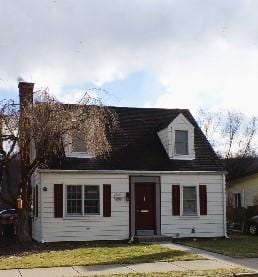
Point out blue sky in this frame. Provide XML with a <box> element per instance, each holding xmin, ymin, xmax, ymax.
<box><xmin>1</xmin><ymin>1</ymin><xmax>258</xmax><ymax>115</ymax></box>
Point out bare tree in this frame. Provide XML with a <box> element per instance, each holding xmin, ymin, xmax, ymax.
<box><xmin>0</xmin><ymin>84</ymin><xmax>118</xmax><ymax>242</ymax></box>
<box><xmin>197</xmin><ymin>109</ymin><xmax>257</xmax><ymax>158</ymax></box>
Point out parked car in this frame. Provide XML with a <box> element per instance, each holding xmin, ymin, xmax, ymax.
<box><xmin>246</xmin><ymin>215</ymin><xmax>258</xmax><ymax>235</ymax></box>
<box><xmin>0</xmin><ymin>209</ymin><xmax>18</xmax><ymax>238</ymax></box>
<box><xmin>0</xmin><ymin>209</ymin><xmax>17</xmax><ymax>221</ymax></box>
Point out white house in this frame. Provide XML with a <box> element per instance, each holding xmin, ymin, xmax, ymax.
<box><xmin>18</xmin><ymin>82</ymin><xmax>227</xmax><ymax>243</ymax></box>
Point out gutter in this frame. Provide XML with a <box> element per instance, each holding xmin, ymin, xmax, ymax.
<box><xmin>38</xmin><ymin>169</ymin><xmax>226</xmax><ymax>174</ymax></box>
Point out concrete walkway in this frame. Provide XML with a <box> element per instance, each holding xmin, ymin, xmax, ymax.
<box><xmin>163</xmin><ymin>242</ymin><xmax>258</xmax><ymax>272</ymax></box>
<box><xmin>0</xmin><ymin>242</ymin><xmax>257</xmax><ymax>277</ymax></box>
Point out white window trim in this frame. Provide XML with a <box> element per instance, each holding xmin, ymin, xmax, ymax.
<box><xmin>179</xmin><ymin>184</ymin><xmax>200</xmax><ymax>218</ymax></box>
<box><xmin>64</xmin><ymin>134</ymin><xmax>94</xmax><ymax>158</ymax></box>
<box><xmin>63</xmin><ymin>184</ymin><xmax>103</xmax><ymax>218</ymax></box>
<box><xmin>167</xmin><ymin>113</ymin><xmax>195</xmax><ymax>160</ymax></box>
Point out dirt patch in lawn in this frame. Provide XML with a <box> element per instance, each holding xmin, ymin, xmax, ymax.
<box><xmin>0</xmin><ymin>238</ymin><xmax>127</xmax><ymax>257</ymax></box>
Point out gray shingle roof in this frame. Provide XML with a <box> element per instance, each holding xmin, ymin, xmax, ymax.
<box><xmin>49</xmin><ymin>106</ymin><xmax>224</xmax><ymax>172</ymax></box>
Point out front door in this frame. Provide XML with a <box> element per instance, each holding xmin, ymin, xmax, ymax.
<box><xmin>135</xmin><ymin>183</ymin><xmax>156</xmax><ymax>231</ymax></box>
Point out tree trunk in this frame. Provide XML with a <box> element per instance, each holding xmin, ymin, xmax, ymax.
<box><xmin>16</xmin><ymin>178</ymin><xmax>32</xmax><ymax>243</ymax></box>
<box><xmin>16</xmin><ymin>206</ymin><xmax>32</xmax><ymax>243</ymax></box>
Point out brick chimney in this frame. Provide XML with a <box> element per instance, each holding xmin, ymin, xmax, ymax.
<box><xmin>18</xmin><ymin>81</ymin><xmax>34</xmax><ymax>170</ymax></box>
<box><xmin>19</xmin><ymin>82</ymin><xmax>34</xmax><ymax>110</ymax></box>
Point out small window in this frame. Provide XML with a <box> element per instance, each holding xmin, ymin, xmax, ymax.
<box><xmin>84</xmin><ymin>186</ymin><xmax>100</xmax><ymax>214</ymax></box>
<box><xmin>183</xmin><ymin>186</ymin><xmax>197</xmax><ymax>216</ymax></box>
<box><xmin>71</xmin><ymin>131</ymin><xmax>87</xmax><ymax>153</ymax></box>
<box><xmin>234</xmin><ymin>193</ymin><xmax>242</xmax><ymax>208</ymax></box>
<box><xmin>175</xmin><ymin>130</ymin><xmax>188</xmax><ymax>155</ymax></box>
<box><xmin>66</xmin><ymin>185</ymin><xmax>83</xmax><ymax>215</ymax></box>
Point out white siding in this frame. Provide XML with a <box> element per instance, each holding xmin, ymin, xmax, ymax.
<box><xmin>161</xmin><ymin>174</ymin><xmax>225</xmax><ymax>238</ymax></box>
<box><xmin>39</xmin><ymin>173</ymin><xmax>129</xmax><ymax>242</ymax></box>
<box><xmin>33</xmin><ymin>171</ymin><xmax>225</xmax><ymax>242</ymax></box>
<box><xmin>158</xmin><ymin>128</ymin><xmax>169</xmax><ymax>155</ymax></box>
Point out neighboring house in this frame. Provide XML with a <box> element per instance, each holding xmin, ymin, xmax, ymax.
<box><xmin>18</xmin><ymin>82</ymin><xmax>226</xmax><ymax>243</ymax></box>
<box><xmin>0</xmin><ymin>159</ymin><xmax>20</xmax><ymax>210</ymax></box>
<box><xmin>225</xmin><ymin>158</ymin><xmax>258</xmax><ymax>209</ymax></box>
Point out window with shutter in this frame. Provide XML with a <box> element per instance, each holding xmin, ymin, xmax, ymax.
<box><xmin>64</xmin><ymin>185</ymin><xmax>100</xmax><ymax>216</ymax></box>
<box><xmin>183</xmin><ymin>186</ymin><xmax>197</xmax><ymax>216</ymax></box>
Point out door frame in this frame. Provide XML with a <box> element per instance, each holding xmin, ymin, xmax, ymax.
<box><xmin>129</xmin><ymin>176</ymin><xmax>161</xmax><ymax>237</ymax></box>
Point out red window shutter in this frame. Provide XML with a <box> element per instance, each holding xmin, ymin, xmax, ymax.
<box><xmin>172</xmin><ymin>185</ymin><xmax>180</xmax><ymax>216</ymax></box>
<box><xmin>54</xmin><ymin>184</ymin><xmax>63</xmax><ymax>218</ymax></box>
<box><xmin>103</xmin><ymin>184</ymin><xmax>111</xmax><ymax>217</ymax></box>
<box><xmin>36</xmin><ymin>185</ymin><xmax>39</xmax><ymax>218</ymax></box>
<box><xmin>199</xmin><ymin>185</ymin><xmax>207</xmax><ymax>215</ymax></box>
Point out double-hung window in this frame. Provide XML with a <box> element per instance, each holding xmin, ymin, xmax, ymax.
<box><xmin>71</xmin><ymin>131</ymin><xmax>88</xmax><ymax>153</ymax></box>
<box><xmin>175</xmin><ymin>130</ymin><xmax>188</xmax><ymax>155</ymax></box>
<box><xmin>183</xmin><ymin>186</ymin><xmax>197</xmax><ymax>216</ymax></box>
<box><xmin>66</xmin><ymin>185</ymin><xmax>100</xmax><ymax>216</ymax></box>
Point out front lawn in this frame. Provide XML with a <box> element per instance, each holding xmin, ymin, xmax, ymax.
<box><xmin>176</xmin><ymin>234</ymin><xmax>258</xmax><ymax>258</ymax></box>
<box><xmin>0</xmin><ymin>241</ymin><xmax>201</xmax><ymax>269</ymax></box>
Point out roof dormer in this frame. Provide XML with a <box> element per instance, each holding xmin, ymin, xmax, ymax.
<box><xmin>158</xmin><ymin>113</ymin><xmax>195</xmax><ymax>160</ymax></box>
<box><xmin>65</xmin><ymin>131</ymin><xmax>94</xmax><ymax>158</ymax></box>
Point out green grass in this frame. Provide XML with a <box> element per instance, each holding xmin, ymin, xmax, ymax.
<box><xmin>0</xmin><ymin>243</ymin><xmax>201</xmax><ymax>270</ymax></box>
<box><xmin>81</xmin><ymin>268</ymin><xmax>251</xmax><ymax>277</ymax></box>
<box><xmin>176</xmin><ymin>234</ymin><xmax>258</xmax><ymax>258</ymax></box>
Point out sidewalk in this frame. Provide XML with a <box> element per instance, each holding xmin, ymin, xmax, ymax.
<box><xmin>0</xmin><ymin>242</ymin><xmax>257</xmax><ymax>277</ymax></box>
<box><xmin>0</xmin><ymin>260</ymin><xmax>243</xmax><ymax>277</ymax></box>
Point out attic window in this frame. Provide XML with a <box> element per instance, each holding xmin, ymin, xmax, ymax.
<box><xmin>72</xmin><ymin>131</ymin><xmax>87</xmax><ymax>153</ymax></box>
<box><xmin>175</xmin><ymin>130</ymin><xmax>188</xmax><ymax>155</ymax></box>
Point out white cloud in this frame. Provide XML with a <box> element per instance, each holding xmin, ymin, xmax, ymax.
<box><xmin>1</xmin><ymin>0</ymin><xmax>258</xmax><ymax>115</ymax></box>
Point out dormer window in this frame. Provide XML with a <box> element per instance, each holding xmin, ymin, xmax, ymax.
<box><xmin>157</xmin><ymin>113</ymin><xmax>195</xmax><ymax>160</ymax></box>
<box><xmin>65</xmin><ymin>131</ymin><xmax>93</xmax><ymax>158</ymax></box>
<box><xmin>175</xmin><ymin>130</ymin><xmax>188</xmax><ymax>155</ymax></box>
<box><xmin>72</xmin><ymin>131</ymin><xmax>87</xmax><ymax>153</ymax></box>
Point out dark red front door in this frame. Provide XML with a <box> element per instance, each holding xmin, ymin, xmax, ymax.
<box><xmin>135</xmin><ymin>183</ymin><xmax>156</xmax><ymax>230</ymax></box>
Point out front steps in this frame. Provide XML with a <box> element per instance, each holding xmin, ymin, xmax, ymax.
<box><xmin>134</xmin><ymin>235</ymin><xmax>173</xmax><ymax>243</ymax></box>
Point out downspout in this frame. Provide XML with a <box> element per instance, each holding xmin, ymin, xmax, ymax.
<box><xmin>222</xmin><ymin>173</ymin><xmax>229</xmax><ymax>238</ymax></box>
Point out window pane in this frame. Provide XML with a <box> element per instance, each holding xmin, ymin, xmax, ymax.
<box><xmin>175</xmin><ymin>130</ymin><xmax>188</xmax><ymax>155</ymax></box>
<box><xmin>72</xmin><ymin>131</ymin><xmax>87</xmax><ymax>152</ymax></box>
<box><xmin>66</xmin><ymin>185</ymin><xmax>82</xmax><ymax>215</ymax></box>
<box><xmin>183</xmin><ymin>187</ymin><xmax>197</xmax><ymax>216</ymax></box>
<box><xmin>84</xmin><ymin>186</ymin><xmax>100</xmax><ymax>214</ymax></box>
